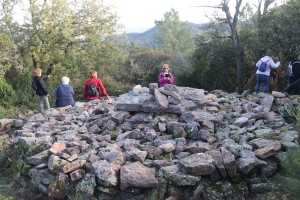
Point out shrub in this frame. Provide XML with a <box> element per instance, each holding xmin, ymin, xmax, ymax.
<box><xmin>101</xmin><ymin>75</ymin><xmax>132</xmax><ymax>96</ymax></box>
<box><xmin>276</xmin><ymin>148</ymin><xmax>300</xmax><ymax>200</ymax></box>
<box><xmin>0</xmin><ymin>76</ymin><xmax>15</xmax><ymax>107</ymax></box>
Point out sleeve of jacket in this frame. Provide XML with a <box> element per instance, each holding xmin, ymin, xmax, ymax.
<box><xmin>270</xmin><ymin>60</ymin><xmax>280</xmax><ymax>69</ymax></box>
<box><xmin>158</xmin><ymin>72</ymin><xmax>164</xmax><ymax>83</ymax></box>
<box><xmin>39</xmin><ymin>78</ymin><xmax>48</xmax><ymax>95</ymax></box>
<box><xmin>97</xmin><ymin>79</ymin><xmax>108</xmax><ymax>97</ymax></box>
<box><xmin>256</xmin><ymin>60</ymin><xmax>260</xmax><ymax>68</ymax></box>
<box><xmin>169</xmin><ymin>72</ymin><xmax>174</xmax><ymax>84</ymax></box>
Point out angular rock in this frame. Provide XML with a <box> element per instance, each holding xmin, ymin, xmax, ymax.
<box><xmin>160</xmin><ymin>165</ymin><xmax>200</xmax><ymax>186</ymax></box>
<box><xmin>221</xmin><ymin>147</ymin><xmax>237</xmax><ymax>178</ymax></box>
<box><xmin>76</xmin><ymin>173</ymin><xmax>96</xmax><ymax>197</ymax></box>
<box><xmin>206</xmin><ymin>150</ymin><xmax>227</xmax><ymax>179</ymax></box>
<box><xmin>89</xmin><ymin>160</ymin><xmax>118</xmax><ymax>187</ymax></box>
<box><xmin>179</xmin><ymin>153</ymin><xmax>215</xmax><ymax>176</ymax></box>
<box><xmin>70</xmin><ymin>169</ymin><xmax>85</xmax><ymax>181</ymax></box>
<box><xmin>154</xmin><ymin>88</ymin><xmax>169</xmax><ymax>109</ymax></box>
<box><xmin>120</xmin><ymin>161</ymin><xmax>158</xmax><ymax>190</ymax></box>
<box><xmin>254</xmin><ymin>141</ymin><xmax>282</xmax><ymax>159</ymax></box>
<box><xmin>50</xmin><ymin>142</ymin><xmax>67</xmax><ymax>154</ymax></box>
<box><xmin>62</xmin><ymin>160</ymin><xmax>86</xmax><ymax>174</ymax></box>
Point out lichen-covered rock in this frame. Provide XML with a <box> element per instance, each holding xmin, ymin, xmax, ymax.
<box><xmin>179</xmin><ymin>153</ymin><xmax>215</xmax><ymax>175</ymax></box>
<box><xmin>159</xmin><ymin>165</ymin><xmax>200</xmax><ymax>186</ymax></box>
<box><xmin>76</xmin><ymin>173</ymin><xmax>96</xmax><ymax>197</ymax></box>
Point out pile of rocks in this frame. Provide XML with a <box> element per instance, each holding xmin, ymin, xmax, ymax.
<box><xmin>4</xmin><ymin>84</ymin><xmax>299</xmax><ymax>199</ymax></box>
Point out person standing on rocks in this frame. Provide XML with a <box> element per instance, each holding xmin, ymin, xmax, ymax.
<box><xmin>84</xmin><ymin>70</ymin><xmax>110</xmax><ymax>101</ymax></box>
<box><xmin>158</xmin><ymin>64</ymin><xmax>174</xmax><ymax>88</ymax></box>
<box><xmin>286</xmin><ymin>55</ymin><xmax>300</xmax><ymax>95</ymax></box>
<box><xmin>32</xmin><ymin>67</ymin><xmax>51</xmax><ymax>112</ymax></box>
<box><xmin>55</xmin><ymin>76</ymin><xmax>75</xmax><ymax>107</ymax></box>
<box><xmin>255</xmin><ymin>49</ymin><xmax>281</xmax><ymax>94</ymax></box>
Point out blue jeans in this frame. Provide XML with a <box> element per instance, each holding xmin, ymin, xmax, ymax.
<box><xmin>255</xmin><ymin>74</ymin><xmax>270</xmax><ymax>94</ymax></box>
<box><xmin>38</xmin><ymin>95</ymin><xmax>50</xmax><ymax>112</ymax></box>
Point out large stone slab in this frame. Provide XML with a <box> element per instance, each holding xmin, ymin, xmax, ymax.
<box><xmin>178</xmin><ymin>153</ymin><xmax>215</xmax><ymax>175</ymax></box>
<box><xmin>120</xmin><ymin>161</ymin><xmax>158</xmax><ymax>190</ymax></box>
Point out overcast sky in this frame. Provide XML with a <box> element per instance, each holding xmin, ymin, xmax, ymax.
<box><xmin>102</xmin><ymin>0</ymin><xmax>247</xmax><ymax>33</ymax></box>
<box><xmin>103</xmin><ymin>0</ymin><xmax>230</xmax><ymax>33</ymax></box>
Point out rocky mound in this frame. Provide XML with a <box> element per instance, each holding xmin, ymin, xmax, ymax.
<box><xmin>1</xmin><ymin>84</ymin><xmax>299</xmax><ymax>200</ymax></box>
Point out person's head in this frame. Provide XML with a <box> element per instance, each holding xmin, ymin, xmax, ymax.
<box><xmin>90</xmin><ymin>70</ymin><xmax>97</xmax><ymax>78</ymax></box>
<box><xmin>266</xmin><ymin>49</ymin><xmax>273</xmax><ymax>57</ymax></box>
<box><xmin>61</xmin><ymin>76</ymin><xmax>70</xmax><ymax>85</ymax></box>
<box><xmin>34</xmin><ymin>68</ymin><xmax>42</xmax><ymax>76</ymax></box>
<box><xmin>163</xmin><ymin>64</ymin><xmax>170</xmax><ymax>72</ymax></box>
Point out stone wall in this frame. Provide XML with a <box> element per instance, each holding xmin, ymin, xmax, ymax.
<box><xmin>4</xmin><ymin>84</ymin><xmax>299</xmax><ymax>199</ymax></box>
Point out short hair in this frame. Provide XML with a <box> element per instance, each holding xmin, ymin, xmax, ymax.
<box><xmin>266</xmin><ymin>49</ymin><xmax>273</xmax><ymax>56</ymax></box>
<box><xmin>61</xmin><ymin>76</ymin><xmax>70</xmax><ymax>85</ymax></box>
<box><xmin>34</xmin><ymin>68</ymin><xmax>42</xmax><ymax>76</ymax></box>
<box><xmin>90</xmin><ymin>70</ymin><xmax>97</xmax><ymax>78</ymax></box>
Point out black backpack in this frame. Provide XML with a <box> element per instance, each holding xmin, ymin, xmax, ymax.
<box><xmin>87</xmin><ymin>81</ymin><xmax>99</xmax><ymax>96</ymax></box>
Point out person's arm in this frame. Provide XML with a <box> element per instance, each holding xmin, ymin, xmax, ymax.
<box><xmin>158</xmin><ymin>72</ymin><xmax>164</xmax><ymax>83</ymax></box>
<box><xmin>97</xmin><ymin>79</ymin><xmax>108</xmax><ymax>97</ymax></box>
<box><xmin>38</xmin><ymin>78</ymin><xmax>48</xmax><ymax>95</ymax></box>
<box><xmin>270</xmin><ymin>60</ymin><xmax>280</xmax><ymax>69</ymax></box>
<box><xmin>256</xmin><ymin>60</ymin><xmax>261</xmax><ymax>68</ymax></box>
<box><xmin>169</xmin><ymin>72</ymin><xmax>174</xmax><ymax>84</ymax></box>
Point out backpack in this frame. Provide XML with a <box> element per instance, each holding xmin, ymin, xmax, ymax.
<box><xmin>287</xmin><ymin>61</ymin><xmax>293</xmax><ymax>78</ymax></box>
<box><xmin>87</xmin><ymin>81</ymin><xmax>99</xmax><ymax>97</ymax></box>
<box><xmin>258</xmin><ymin>58</ymin><xmax>271</xmax><ymax>72</ymax></box>
<box><xmin>31</xmin><ymin>78</ymin><xmax>37</xmax><ymax>90</ymax></box>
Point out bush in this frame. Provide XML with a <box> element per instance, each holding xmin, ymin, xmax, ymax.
<box><xmin>276</xmin><ymin>148</ymin><xmax>300</xmax><ymax>200</ymax></box>
<box><xmin>0</xmin><ymin>76</ymin><xmax>15</xmax><ymax>107</ymax></box>
<box><xmin>101</xmin><ymin>75</ymin><xmax>132</xmax><ymax>96</ymax></box>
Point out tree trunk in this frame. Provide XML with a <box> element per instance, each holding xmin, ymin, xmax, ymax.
<box><xmin>222</xmin><ymin>0</ymin><xmax>244</xmax><ymax>93</ymax></box>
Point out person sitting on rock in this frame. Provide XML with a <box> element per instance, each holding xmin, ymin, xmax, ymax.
<box><xmin>84</xmin><ymin>70</ymin><xmax>110</xmax><ymax>101</ymax></box>
<box><xmin>158</xmin><ymin>64</ymin><xmax>174</xmax><ymax>88</ymax></box>
<box><xmin>55</xmin><ymin>76</ymin><xmax>75</xmax><ymax>108</ymax></box>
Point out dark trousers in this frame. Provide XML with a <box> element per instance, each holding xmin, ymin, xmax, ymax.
<box><xmin>286</xmin><ymin>77</ymin><xmax>300</xmax><ymax>95</ymax></box>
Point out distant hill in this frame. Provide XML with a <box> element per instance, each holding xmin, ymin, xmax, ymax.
<box><xmin>125</xmin><ymin>22</ymin><xmax>208</xmax><ymax>48</ymax></box>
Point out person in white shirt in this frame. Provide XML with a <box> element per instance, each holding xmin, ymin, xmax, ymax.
<box><xmin>255</xmin><ymin>49</ymin><xmax>281</xmax><ymax>94</ymax></box>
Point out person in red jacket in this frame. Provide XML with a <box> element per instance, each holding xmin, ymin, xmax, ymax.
<box><xmin>84</xmin><ymin>70</ymin><xmax>110</xmax><ymax>101</ymax></box>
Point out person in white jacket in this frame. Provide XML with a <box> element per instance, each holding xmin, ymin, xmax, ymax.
<box><xmin>255</xmin><ymin>49</ymin><xmax>281</xmax><ymax>94</ymax></box>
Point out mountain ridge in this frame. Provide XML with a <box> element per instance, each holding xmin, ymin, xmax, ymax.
<box><xmin>125</xmin><ymin>22</ymin><xmax>208</xmax><ymax>46</ymax></box>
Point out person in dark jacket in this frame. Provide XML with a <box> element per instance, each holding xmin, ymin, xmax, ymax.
<box><xmin>286</xmin><ymin>55</ymin><xmax>300</xmax><ymax>95</ymax></box>
<box><xmin>84</xmin><ymin>70</ymin><xmax>110</xmax><ymax>101</ymax></box>
<box><xmin>33</xmin><ymin>67</ymin><xmax>50</xmax><ymax>112</ymax></box>
<box><xmin>55</xmin><ymin>76</ymin><xmax>75</xmax><ymax>107</ymax></box>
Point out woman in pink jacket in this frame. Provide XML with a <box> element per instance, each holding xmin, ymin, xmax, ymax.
<box><xmin>158</xmin><ymin>64</ymin><xmax>174</xmax><ymax>88</ymax></box>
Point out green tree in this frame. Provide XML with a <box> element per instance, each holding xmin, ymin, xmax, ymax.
<box><xmin>153</xmin><ymin>8</ymin><xmax>195</xmax><ymax>86</ymax></box>
<box><xmin>154</xmin><ymin>8</ymin><xmax>195</xmax><ymax>57</ymax></box>
<box><xmin>125</xmin><ymin>46</ymin><xmax>170</xmax><ymax>86</ymax></box>
<box><xmin>0</xmin><ymin>0</ymin><xmax>129</xmax><ymax>113</ymax></box>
